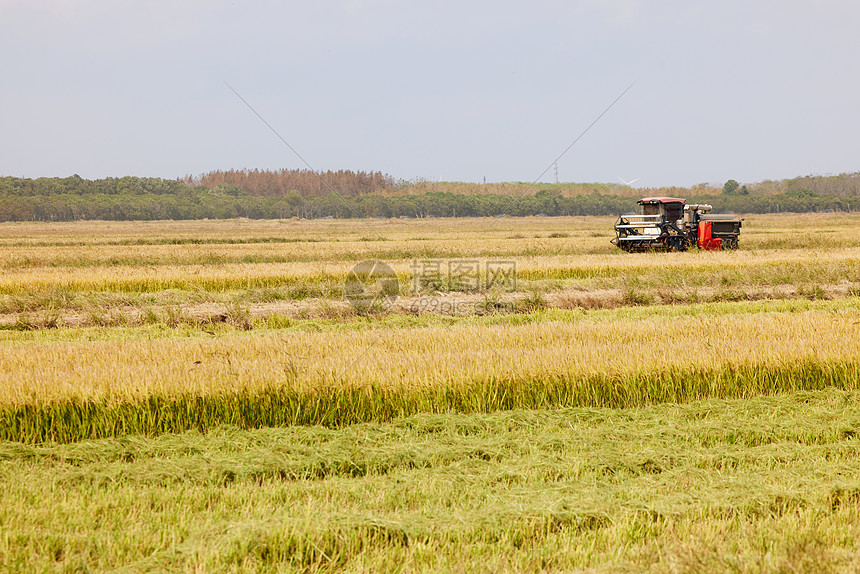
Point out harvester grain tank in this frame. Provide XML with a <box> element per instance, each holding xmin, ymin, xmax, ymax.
<box><xmin>611</xmin><ymin>197</ymin><xmax>742</xmax><ymax>251</ymax></box>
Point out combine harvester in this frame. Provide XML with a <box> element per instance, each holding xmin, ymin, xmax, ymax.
<box><xmin>611</xmin><ymin>197</ymin><xmax>742</xmax><ymax>252</ymax></box>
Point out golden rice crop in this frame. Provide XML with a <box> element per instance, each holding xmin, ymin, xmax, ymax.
<box><xmin>0</xmin><ymin>245</ymin><xmax>856</xmax><ymax>296</ymax></box>
<box><xmin>0</xmin><ymin>214</ymin><xmax>856</xmax><ymax>301</ymax></box>
<box><xmin>2</xmin><ymin>301</ymin><xmax>857</xmax><ymax>408</ymax></box>
<box><xmin>1</xmin><ymin>300</ymin><xmax>858</xmax><ymax>443</ymax></box>
<box><xmin>0</xmin><ymin>214</ymin><xmax>858</xmax><ymax>443</ymax></box>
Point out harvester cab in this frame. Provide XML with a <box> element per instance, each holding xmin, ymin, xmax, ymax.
<box><xmin>612</xmin><ymin>197</ymin><xmax>741</xmax><ymax>251</ymax></box>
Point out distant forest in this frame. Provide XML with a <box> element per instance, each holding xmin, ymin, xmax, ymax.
<box><xmin>0</xmin><ymin>169</ymin><xmax>857</xmax><ymax>222</ymax></box>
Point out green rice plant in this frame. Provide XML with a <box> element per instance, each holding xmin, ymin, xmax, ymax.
<box><xmin>263</xmin><ymin>314</ymin><xmax>293</xmax><ymax>329</ymax></box>
<box><xmin>475</xmin><ymin>292</ymin><xmax>514</xmax><ymax>315</ymax></box>
<box><xmin>314</xmin><ymin>300</ymin><xmax>356</xmax><ymax>320</ymax></box>
<box><xmin>224</xmin><ymin>302</ymin><xmax>253</xmax><ymax>331</ymax></box>
<box><xmin>710</xmin><ymin>288</ymin><xmax>749</xmax><ymax>303</ymax></box>
<box><xmin>11</xmin><ymin>312</ymin><xmax>38</xmax><ymax>331</ymax></box>
<box><xmin>240</xmin><ymin>287</ymin><xmax>290</xmax><ymax>303</ymax></box>
<box><xmin>518</xmin><ymin>291</ymin><xmax>548</xmax><ymax>312</ymax></box>
<box><xmin>2</xmin><ymin>359</ymin><xmax>857</xmax><ymax>445</ymax></box>
<box><xmin>798</xmin><ymin>283</ymin><xmax>828</xmax><ymax>300</ymax></box>
<box><xmin>141</xmin><ymin>307</ymin><xmax>160</xmax><ymax>325</ymax></box>
<box><xmin>5</xmin><ymin>389</ymin><xmax>860</xmax><ymax>572</ymax></box>
<box><xmin>89</xmin><ymin>309</ymin><xmax>132</xmax><ymax>328</ymax></box>
<box><xmin>163</xmin><ymin>306</ymin><xmax>193</xmax><ymax>328</ymax></box>
<box><xmin>621</xmin><ymin>285</ymin><xmax>653</xmax><ymax>306</ymax></box>
<box><xmin>555</xmin><ymin>291</ymin><xmax>617</xmax><ymax>311</ymax></box>
<box><xmin>39</xmin><ymin>310</ymin><xmax>60</xmax><ymax>329</ymax></box>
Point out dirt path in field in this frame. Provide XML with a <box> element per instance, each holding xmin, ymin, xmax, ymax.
<box><xmin>0</xmin><ymin>283</ymin><xmax>855</xmax><ymax>330</ymax></box>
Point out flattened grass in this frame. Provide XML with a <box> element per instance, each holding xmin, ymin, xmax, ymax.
<box><xmin>3</xmin><ymin>389</ymin><xmax>860</xmax><ymax>571</ymax></box>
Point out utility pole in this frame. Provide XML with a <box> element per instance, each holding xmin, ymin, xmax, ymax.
<box><xmin>553</xmin><ymin>162</ymin><xmax>558</xmax><ymax>184</ymax></box>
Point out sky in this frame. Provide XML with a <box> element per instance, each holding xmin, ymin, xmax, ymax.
<box><xmin>1</xmin><ymin>0</ymin><xmax>859</xmax><ymax>187</ymax></box>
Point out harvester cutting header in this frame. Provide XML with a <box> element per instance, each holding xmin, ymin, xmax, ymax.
<box><xmin>612</xmin><ymin>197</ymin><xmax>742</xmax><ymax>251</ymax></box>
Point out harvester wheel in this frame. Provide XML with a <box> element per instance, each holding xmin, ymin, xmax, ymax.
<box><xmin>667</xmin><ymin>237</ymin><xmax>687</xmax><ymax>252</ymax></box>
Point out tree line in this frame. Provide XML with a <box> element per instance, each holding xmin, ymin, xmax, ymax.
<box><xmin>188</xmin><ymin>169</ymin><xmax>399</xmax><ymax>197</ymax></box>
<box><xmin>753</xmin><ymin>172</ymin><xmax>860</xmax><ymax>197</ymax></box>
<box><xmin>0</xmin><ymin>174</ymin><xmax>856</xmax><ymax>222</ymax></box>
<box><xmin>0</xmin><ymin>175</ymin><xmax>189</xmax><ymax>196</ymax></box>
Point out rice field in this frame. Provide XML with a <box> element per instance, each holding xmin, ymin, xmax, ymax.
<box><xmin>1</xmin><ymin>213</ymin><xmax>859</xmax><ymax>571</ymax></box>
<box><xmin>5</xmin><ymin>391</ymin><xmax>860</xmax><ymax>572</ymax></box>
